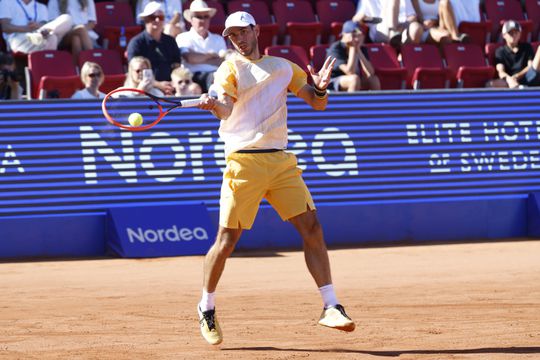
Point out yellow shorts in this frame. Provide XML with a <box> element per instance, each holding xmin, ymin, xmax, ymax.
<box><xmin>219</xmin><ymin>151</ymin><xmax>316</xmax><ymax>229</ymax></box>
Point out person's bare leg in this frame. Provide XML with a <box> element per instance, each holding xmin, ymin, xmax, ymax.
<box><xmin>439</xmin><ymin>0</ymin><xmax>460</xmax><ymax>40</ymax></box>
<box><xmin>532</xmin><ymin>46</ymin><xmax>540</xmax><ymax>71</ymax></box>
<box><xmin>288</xmin><ymin>209</ymin><xmax>332</xmax><ymax>287</ymax></box>
<box><xmin>203</xmin><ymin>226</ymin><xmax>243</xmax><ymax>292</ymax></box>
<box><xmin>366</xmin><ymin>74</ymin><xmax>381</xmax><ymax>90</ymax></box>
<box><xmin>339</xmin><ymin>74</ymin><xmax>362</xmax><ymax>92</ymax></box>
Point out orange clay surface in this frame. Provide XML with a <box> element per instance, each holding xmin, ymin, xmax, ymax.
<box><xmin>1</xmin><ymin>239</ymin><xmax>539</xmax><ymax>359</ymax></box>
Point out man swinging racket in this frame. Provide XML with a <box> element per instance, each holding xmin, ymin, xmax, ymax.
<box><xmin>195</xmin><ymin>11</ymin><xmax>356</xmax><ymax>345</ymax></box>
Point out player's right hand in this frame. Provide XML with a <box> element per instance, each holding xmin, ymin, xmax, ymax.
<box><xmin>197</xmin><ymin>93</ymin><xmax>217</xmax><ymax>110</ymax></box>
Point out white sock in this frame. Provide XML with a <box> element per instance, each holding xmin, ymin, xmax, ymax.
<box><xmin>319</xmin><ymin>284</ymin><xmax>339</xmax><ymax>309</ymax></box>
<box><xmin>199</xmin><ymin>289</ymin><xmax>215</xmax><ymax>312</ymax></box>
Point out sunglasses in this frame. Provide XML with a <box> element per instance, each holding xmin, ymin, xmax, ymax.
<box><xmin>134</xmin><ymin>69</ymin><xmax>148</xmax><ymax>73</ymax></box>
<box><xmin>177</xmin><ymin>79</ymin><xmax>191</xmax><ymax>84</ymax></box>
<box><xmin>146</xmin><ymin>14</ymin><xmax>165</xmax><ymax>22</ymax></box>
<box><xmin>193</xmin><ymin>14</ymin><xmax>210</xmax><ymax>20</ymax></box>
<box><xmin>88</xmin><ymin>72</ymin><xmax>102</xmax><ymax>78</ymax></box>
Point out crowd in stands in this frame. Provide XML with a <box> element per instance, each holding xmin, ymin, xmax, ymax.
<box><xmin>1</xmin><ymin>0</ymin><xmax>540</xmax><ymax>100</ymax></box>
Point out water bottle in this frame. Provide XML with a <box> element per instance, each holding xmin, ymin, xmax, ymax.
<box><xmin>119</xmin><ymin>26</ymin><xmax>127</xmax><ymax>48</ymax></box>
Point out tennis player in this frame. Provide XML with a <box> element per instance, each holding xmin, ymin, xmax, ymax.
<box><xmin>195</xmin><ymin>11</ymin><xmax>355</xmax><ymax>345</ymax></box>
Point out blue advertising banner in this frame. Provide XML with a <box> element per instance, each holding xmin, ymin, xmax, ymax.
<box><xmin>107</xmin><ymin>204</ymin><xmax>215</xmax><ymax>257</ymax></box>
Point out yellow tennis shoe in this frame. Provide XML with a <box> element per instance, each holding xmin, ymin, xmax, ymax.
<box><xmin>318</xmin><ymin>304</ymin><xmax>356</xmax><ymax>332</ymax></box>
<box><xmin>198</xmin><ymin>306</ymin><xmax>223</xmax><ymax>345</ymax></box>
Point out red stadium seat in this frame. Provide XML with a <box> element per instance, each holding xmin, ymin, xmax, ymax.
<box><xmin>78</xmin><ymin>49</ymin><xmax>126</xmax><ymax>94</ymax></box>
<box><xmin>315</xmin><ymin>0</ymin><xmax>357</xmax><ymax>43</ymax></box>
<box><xmin>309</xmin><ymin>44</ymin><xmax>329</xmax><ymax>71</ymax></box>
<box><xmin>524</xmin><ymin>0</ymin><xmax>540</xmax><ymax>40</ymax></box>
<box><xmin>363</xmin><ymin>43</ymin><xmax>407</xmax><ymax>90</ymax></box>
<box><xmin>442</xmin><ymin>43</ymin><xmax>495</xmax><ymax>88</ymax></box>
<box><xmin>95</xmin><ymin>2</ymin><xmax>141</xmax><ymax>53</ymax></box>
<box><xmin>227</xmin><ymin>0</ymin><xmax>280</xmax><ymax>53</ymax></box>
<box><xmin>483</xmin><ymin>0</ymin><xmax>533</xmax><ymax>42</ymax></box>
<box><xmin>401</xmin><ymin>43</ymin><xmax>449</xmax><ymax>89</ymax></box>
<box><xmin>272</xmin><ymin>0</ymin><xmax>323</xmax><ymax>55</ymax></box>
<box><xmin>265</xmin><ymin>45</ymin><xmax>310</xmax><ymax>75</ymax></box>
<box><xmin>458</xmin><ymin>21</ymin><xmax>492</xmax><ymax>48</ymax></box>
<box><xmin>25</xmin><ymin>50</ymin><xmax>82</xmax><ymax>99</ymax></box>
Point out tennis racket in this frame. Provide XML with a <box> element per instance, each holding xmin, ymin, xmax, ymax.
<box><xmin>101</xmin><ymin>87</ymin><xmax>216</xmax><ymax>131</ymax></box>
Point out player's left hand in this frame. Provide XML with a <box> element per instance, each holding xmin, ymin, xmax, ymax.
<box><xmin>307</xmin><ymin>56</ymin><xmax>336</xmax><ymax>91</ymax></box>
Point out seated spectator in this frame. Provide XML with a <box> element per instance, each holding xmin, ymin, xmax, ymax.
<box><xmin>71</xmin><ymin>61</ymin><xmax>105</xmax><ymax>99</ymax></box>
<box><xmin>123</xmin><ymin>55</ymin><xmax>164</xmax><ymax>97</ymax></box>
<box><xmin>411</xmin><ymin>0</ymin><xmax>452</xmax><ymax>45</ymax></box>
<box><xmin>0</xmin><ymin>0</ymin><xmax>73</xmax><ymax>54</ymax></box>
<box><xmin>136</xmin><ymin>0</ymin><xmax>184</xmax><ymax>38</ymax></box>
<box><xmin>176</xmin><ymin>0</ymin><xmax>227</xmax><ymax>92</ymax></box>
<box><xmin>127</xmin><ymin>1</ymin><xmax>181</xmax><ymax>95</ymax></box>
<box><xmin>488</xmin><ymin>21</ymin><xmax>540</xmax><ymax>89</ymax></box>
<box><xmin>327</xmin><ymin>21</ymin><xmax>381</xmax><ymax>92</ymax></box>
<box><xmin>0</xmin><ymin>52</ymin><xmax>22</xmax><ymax>100</ymax></box>
<box><xmin>171</xmin><ymin>66</ymin><xmax>202</xmax><ymax>96</ymax></box>
<box><xmin>47</xmin><ymin>0</ymin><xmax>97</xmax><ymax>63</ymax></box>
<box><xmin>353</xmin><ymin>0</ymin><xmax>423</xmax><ymax>47</ymax></box>
<box><xmin>437</xmin><ymin>0</ymin><xmax>479</xmax><ymax>42</ymax></box>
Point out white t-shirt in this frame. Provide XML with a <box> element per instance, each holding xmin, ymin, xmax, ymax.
<box><xmin>0</xmin><ymin>0</ymin><xmax>49</xmax><ymax>43</ymax></box>
<box><xmin>450</xmin><ymin>0</ymin><xmax>480</xmax><ymax>26</ymax></box>
<box><xmin>417</xmin><ymin>0</ymin><xmax>439</xmax><ymax>21</ymax></box>
<box><xmin>136</xmin><ymin>0</ymin><xmax>182</xmax><ymax>24</ymax></box>
<box><xmin>71</xmin><ymin>88</ymin><xmax>105</xmax><ymax>99</ymax></box>
<box><xmin>357</xmin><ymin>0</ymin><xmax>415</xmax><ymax>41</ymax></box>
<box><xmin>47</xmin><ymin>0</ymin><xmax>96</xmax><ymax>25</ymax></box>
<box><xmin>176</xmin><ymin>28</ymin><xmax>227</xmax><ymax>73</ymax></box>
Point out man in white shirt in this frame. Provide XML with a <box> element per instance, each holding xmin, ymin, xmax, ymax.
<box><xmin>0</xmin><ymin>0</ymin><xmax>72</xmax><ymax>53</ymax></box>
<box><xmin>176</xmin><ymin>0</ymin><xmax>227</xmax><ymax>92</ymax></box>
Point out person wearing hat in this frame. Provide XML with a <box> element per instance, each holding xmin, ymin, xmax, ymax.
<box><xmin>135</xmin><ymin>0</ymin><xmax>184</xmax><ymax>38</ymax></box>
<box><xmin>489</xmin><ymin>20</ymin><xmax>540</xmax><ymax>88</ymax></box>
<box><xmin>175</xmin><ymin>0</ymin><xmax>227</xmax><ymax>92</ymax></box>
<box><xmin>193</xmin><ymin>11</ymin><xmax>355</xmax><ymax>346</ymax></box>
<box><xmin>327</xmin><ymin>20</ymin><xmax>381</xmax><ymax>92</ymax></box>
<box><xmin>126</xmin><ymin>1</ymin><xmax>181</xmax><ymax>95</ymax></box>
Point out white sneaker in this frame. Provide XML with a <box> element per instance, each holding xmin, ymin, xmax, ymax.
<box><xmin>318</xmin><ymin>304</ymin><xmax>356</xmax><ymax>332</ymax></box>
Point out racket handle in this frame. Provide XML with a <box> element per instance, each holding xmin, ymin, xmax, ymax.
<box><xmin>180</xmin><ymin>98</ymin><xmax>201</xmax><ymax>108</ymax></box>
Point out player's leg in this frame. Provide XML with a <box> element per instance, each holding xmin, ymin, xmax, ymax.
<box><xmin>265</xmin><ymin>152</ymin><xmax>355</xmax><ymax>332</ymax></box>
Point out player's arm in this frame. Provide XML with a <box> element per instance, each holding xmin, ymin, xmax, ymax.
<box><xmin>197</xmin><ymin>60</ymin><xmax>237</xmax><ymax>119</ymax></box>
<box><xmin>296</xmin><ymin>56</ymin><xmax>336</xmax><ymax>111</ymax></box>
<box><xmin>198</xmin><ymin>92</ymin><xmax>234</xmax><ymax>120</ymax></box>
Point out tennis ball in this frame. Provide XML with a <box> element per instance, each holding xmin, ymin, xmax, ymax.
<box><xmin>128</xmin><ymin>112</ymin><xmax>143</xmax><ymax>127</ymax></box>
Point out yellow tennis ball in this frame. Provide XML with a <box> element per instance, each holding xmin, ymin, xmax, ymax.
<box><xmin>128</xmin><ymin>112</ymin><xmax>143</xmax><ymax>127</ymax></box>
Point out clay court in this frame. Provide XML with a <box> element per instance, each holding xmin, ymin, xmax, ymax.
<box><xmin>1</xmin><ymin>239</ymin><xmax>539</xmax><ymax>360</ymax></box>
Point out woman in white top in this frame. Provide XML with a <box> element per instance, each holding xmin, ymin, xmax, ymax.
<box><xmin>47</xmin><ymin>0</ymin><xmax>96</xmax><ymax>62</ymax></box>
<box><xmin>412</xmin><ymin>0</ymin><xmax>452</xmax><ymax>44</ymax></box>
<box><xmin>71</xmin><ymin>61</ymin><xmax>105</xmax><ymax>99</ymax></box>
<box><xmin>122</xmin><ymin>56</ymin><xmax>164</xmax><ymax>97</ymax></box>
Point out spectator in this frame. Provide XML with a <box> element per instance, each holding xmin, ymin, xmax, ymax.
<box><xmin>488</xmin><ymin>21</ymin><xmax>540</xmax><ymax>89</ymax></box>
<box><xmin>136</xmin><ymin>0</ymin><xmax>184</xmax><ymax>38</ymax></box>
<box><xmin>123</xmin><ymin>55</ymin><xmax>164</xmax><ymax>97</ymax></box>
<box><xmin>327</xmin><ymin>20</ymin><xmax>381</xmax><ymax>92</ymax></box>
<box><xmin>127</xmin><ymin>1</ymin><xmax>181</xmax><ymax>95</ymax></box>
<box><xmin>0</xmin><ymin>52</ymin><xmax>22</xmax><ymax>100</ymax></box>
<box><xmin>437</xmin><ymin>0</ymin><xmax>479</xmax><ymax>42</ymax></box>
<box><xmin>353</xmin><ymin>0</ymin><xmax>423</xmax><ymax>47</ymax></box>
<box><xmin>171</xmin><ymin>66</ymin><xmax>202</xmax><ymax>96</ymax></box>
<box><xmin>47</xmin><ymin>0</ymin><xmax>97</xmax><ymax>63</ymax></box>
<box><xmin>0</xmin><ymin>0</ymin><xmax>73</xmax><ymax>54</ymax></box>
<box><xmin>71</xmin><ymin>61</ymin><xmax>105</xmax><ymax>99</ymax></box>
<box><xmin>411</xmin><ymin>0</ymin><xmax>452</xmax><ymax>45</ymax></box>
<box><xmin>176</xmin><ymin>0</ymin><xmax>227</xmax><ymax>92</ymax></box>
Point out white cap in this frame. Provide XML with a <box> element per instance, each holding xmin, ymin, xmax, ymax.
<box><xmin>222</xmin><ymin>11</ymin><xmax>256</xmax><ymax>37</ymax></box>
<box><xmin>138</xmin><ymin>1</ymin><xmax>164</xmax><ymax>18</ymax></box>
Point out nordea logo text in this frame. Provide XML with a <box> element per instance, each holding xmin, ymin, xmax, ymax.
<box><xmin>127</xmin><ymin>226</ymin><xmax>209</xmax><ymax>243</ymax></box>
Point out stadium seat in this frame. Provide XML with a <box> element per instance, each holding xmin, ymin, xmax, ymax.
<box><xmin>25</xmin><ymin>50</ymin><xmax>82</xmax><ymax>99</ymax></box>
<box><xmin>309</xmin><ymin>44</ymin><xmax>329</xmax><ymax>71</ymax></box>
<box><xmin>485</xmin><ymin>42</ymin><xmax>503</xmax><ymax>65</ymax></box>
<box><xmin>458</xmin><ymin>21</ymin><xmax>492</xmax><ymax>48</ymax></box>
<box><xmin>227</xmin><ymin>0</ymin><xmax>280</xmax><ymax>53</ymax></box>
<box><xmin>401</xmin><ymin>43</ymin><xmax>449</xmax><ymax>89</ymax></box>
<box><xmin>272</xmin><ymin>0</ymin><xmax>323</xmax><ymax>55</ymax></box>
<box><xmin>363</xmin><ymin>43</ymin><xmax>407</xmax><ymax>90</ymax></box>
<box><xmin>95</xmin><ymin>2</ymin><xmax>141</xmax><ymax>53</ymax></box>
<box><xmin>315</xmin><ymin>0</ymin><xmax>357</xmax><ymax>43</ymax></box>
<box><xmin>524</xmin><ymin>0</ymin><xmax>540</xmax><ymax>40</ymax></box>
<box><xmin>483</xmin><ymin>0</ymin><xmax>533</xmax><ymax>42</ymax></box>
<box><xmin>442</xmin><ymin>43</ymin><xmax>495</xmax><ymax>88</ymax></box>
<box><xmin>78</xmin><ymin>49</ymin><xmax>126</xmax><ymax>94</ymax></box>
<box><xmin>265</xmin><ymin>45</ymin><xmax>310</xmax><ymax>76</ymax></box>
